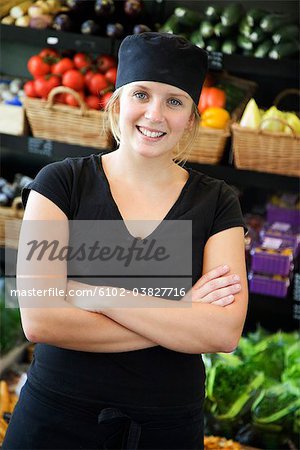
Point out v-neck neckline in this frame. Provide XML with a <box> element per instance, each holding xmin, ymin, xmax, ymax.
<box><xmin>97</xmin><ymin>153</ymin><xmax>193</xmax><ymax>239</ymax></box>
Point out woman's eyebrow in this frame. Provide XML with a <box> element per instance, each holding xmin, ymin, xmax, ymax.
<box><xmin>130</xmin><ymin>84</ymin><xmax>189</xmax><ymax>99</ymax></box>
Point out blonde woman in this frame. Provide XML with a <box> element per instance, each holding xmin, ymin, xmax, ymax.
<box><xmin>3</xmin><ymin>33</ymin><xmax>248</xmax><ymax>450</ymax></box>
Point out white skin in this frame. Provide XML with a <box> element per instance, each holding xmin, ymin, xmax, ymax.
<box><xmin>18</xmin><ymin>81</ymin><xmax>248</xmax><ymax>354</ymax></box>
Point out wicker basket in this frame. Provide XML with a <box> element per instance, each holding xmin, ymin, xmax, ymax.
<box><xmin>24</xmin><ymin>86</ymin><xmax>113</xmax><ymax>149</ymax></box>
<box><xmin>180</xmin><ymin>73</ymin><xmax>257</xmax><ymax>164</ymax></box>
<box><xmin>0</xmin><ymin>197</ymin><xmax>23</xmax><ymax>249</ymax></box>
<box><xmin>232</xmin><ymin>89</ymin><xmax>300</xmax><ymax>177</ymax></box>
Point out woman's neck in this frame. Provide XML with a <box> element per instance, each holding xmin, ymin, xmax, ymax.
<box><xmin>104</xmin><ymin>147</ymin><xmax>187</xmax><ymax>187</ymax></box>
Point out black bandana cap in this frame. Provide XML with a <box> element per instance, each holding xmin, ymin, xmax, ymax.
<box><xmin>115</xmin><ymin>32</ymin><xmax>208</xmax><ymax>105</ymax></box>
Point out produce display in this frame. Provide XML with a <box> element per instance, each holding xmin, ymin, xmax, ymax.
<box><xmin>0</xmin><ymin>77</ymin><xmax>24</xmax><ymax>106</ymax></box>
<box><xmin>0</xmin><ymin>380</ymin><xmax>18</xmax><ymax>443</ymax></box>
<box><xmin>160</xmin><ymin>4</ymin><xmax>299</xmax><ymax>60</ymax></box>
<box><xmin>244</xmin><ymin>194</ymin><xmax>300</xmax><ymax>298</ymax></box>
<box><xmin>24</xmin><ymin>47</ymin><xmax>117</xmax><ymax>109</ymax></box>
<box><xmin>0</xmin><ymin>173</ymin><xmax>33</xmax><ymax>207</ymax></box>
<box><xmin>204</xmin><ymin>328</ymin><xmax>300</xmax><ymax>449</ymax></box>
<box><xmin>197</xmin><ymin>72</ymin><xmax>250</xmax><ymax>130</ymax></box>
<box><xmin>0</xmin><ymin>0</ymin><xmax>159</xmax><ymax>37</ymax></box>
<box><xmin>239</xmin><ymin>98</ymin><xmax>300</xmax><ymax>135</ymax></box>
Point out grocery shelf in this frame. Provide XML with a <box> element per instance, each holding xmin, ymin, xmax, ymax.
<box><xmin>1</xmin><ymin>24</ymin><xmax>299</xmax><ymax>80</ymax></box>
<box><xmin>187</xmin><ymin>162</ymin><xmax>299</xmax><ymax>193</ymax></box>
<box><xmin>0</xmin><ymin>24</ymin><xmax>112</xmax><ymax>54</ymax></box>
<box><xmin>1</xmin><ymin>133</ymin><xmax>299</xmax><ymax>192</ymax></box>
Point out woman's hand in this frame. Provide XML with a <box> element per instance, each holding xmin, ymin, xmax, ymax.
<box><xmin>188</xmin><ymin>265</ymin><xmax>241</xmax><ymax>306</ymax></box>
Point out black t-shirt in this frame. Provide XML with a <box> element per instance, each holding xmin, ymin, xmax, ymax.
<box><xmin>22</xmin><ymin>153</ymin><xmax>246</xmax><ymax>407</ymax></box>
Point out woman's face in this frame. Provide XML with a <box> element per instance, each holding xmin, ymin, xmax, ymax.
<box><xmin>118</xmin><ymin>81</ymin><xmax>194</xmax><ymax>159</ymax></box>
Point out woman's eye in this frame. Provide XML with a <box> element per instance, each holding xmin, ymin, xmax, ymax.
<box><xmin>134</xmin><ymin>92</ymin><xmax>147</xmax><ymax>100</ymax></box>
<box><xmin>169</xmin><ymin>98</ymin><xmax>182</xmax><ymax>106</ymax></box>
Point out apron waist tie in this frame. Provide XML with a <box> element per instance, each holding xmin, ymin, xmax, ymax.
<box><xmin>98</xmin><ymin>407</ymin><xmax>141</xmax><ymax>449</ymax></box>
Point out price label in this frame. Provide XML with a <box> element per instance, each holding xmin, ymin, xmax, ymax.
<box><xmin>208</xmin><ymin>51</ymin><xmax>223</xmax><ymax>71</ymax></box>
<box><xmin>28</xmin><ymin>138</ymin><xmax>53</xmax><ymax>157</ymax></box>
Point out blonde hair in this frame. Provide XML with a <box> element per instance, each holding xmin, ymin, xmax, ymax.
<box><xmin>104</xmin><ymin>87</ymin><xmax>200</xmax><ymax>165</ymax></box>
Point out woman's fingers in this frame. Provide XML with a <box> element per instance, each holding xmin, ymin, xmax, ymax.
<box><xmin>211</xmin><ymin>295</ymin><xmax>235</xmax><ymax>306</ymax></box>
<box><xmin>192</xmin><ymin>282</ymin><xmax>241</xmax><ymax>303</ymax></box>
<box><xmin>193</xmin><ymin>264</ymin><xmax>230</xmax><ymax>290</ymax></box>
<box><xmin>192</xmin><ymin>273</ymin><xmax>240</xmax><ymax>298</ymax></box>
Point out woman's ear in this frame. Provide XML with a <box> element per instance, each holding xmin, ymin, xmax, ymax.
<box><xmin>186</xmin><ymin>113</ymin><xmax>195</xmax><ymax>131</ymax></box>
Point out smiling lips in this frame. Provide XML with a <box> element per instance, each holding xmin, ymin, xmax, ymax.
<box><xmin>137</xmin><ymin>126</ymin><xmax>167</xmax><ymax>139</ymax></box>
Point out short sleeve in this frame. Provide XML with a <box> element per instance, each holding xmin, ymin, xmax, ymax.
<box><xmin>209</xmin><ymin>181</ymin><xmax>248</xmax><ymax>238</ymax></box>
<box><xmin>21</xmin><ymin>159</ymin><xmax>73</xmax><ymax>218</ymax></box>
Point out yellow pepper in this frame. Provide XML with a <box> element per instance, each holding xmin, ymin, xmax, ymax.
<box><xmin>201</xmin><ymin>107</ymin><xmax>230</xmax><ymax>129</ymax></box>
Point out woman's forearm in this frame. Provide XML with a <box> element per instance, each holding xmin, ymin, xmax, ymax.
<box><xmin>19</xmin><ymin>289</ymin><xmax>157</xmax><ymax>353</ymax></box>
<box><xmin>67</xmin><ymin>282</ymin><xmax>247</xmax><ymax>354</ymax></box>
<box><xmin>102</xmin><ymin>298</ymin><xmax>246</xmax><ymax>354</ymax></box>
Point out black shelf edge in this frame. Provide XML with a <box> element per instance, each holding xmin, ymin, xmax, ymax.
<box><xmin>223</xmin><ymin>53</ymin><xmax>299</xmax><ymax>80</ymax></box>
<box><xmin>1</xmin><ymin>133</ymin><xmax>298</xmax><ymax>192</ymax></box>
<box><xmin>0</xmin><ymin>133</ymin><xmax>109</xmax><ymax>162</ymax></box>
<box><xmin>187</xmin><ymin>162</ymin><xmax>299</xmax><ymax>193</ymax></box>
<box><xmin>0</xmin><ymin>24</ymin><xmax>112</xmax><ymax>54</ymax></box>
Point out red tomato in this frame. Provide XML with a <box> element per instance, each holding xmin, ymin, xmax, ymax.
<box><xmin>39</xmin><ymin>48</ymin><xmax>60</xmax><ymax>59</ymax></box>
<box><xmin>27</xmin><ymin>55</ymin><xmax>51</xmax><ymax>78</ymax></box>
<box><xmin>62</xmin><ymin>69</ymin><xmax>85</xmax><ymax>91</ymax></box>
<box><xmin>24</xmin><ymin>80</ymin><xmax>37</xmax><ymax>98</ymax></box>
<box><xmin>99</xmin><ymin>91</ymin><xmax>113</xmax><ymax>109</ymax></box>
<box><xmin>198</xmin><ymin>87</ymin><xmax>209</xmax><ymax>114</ymax></box>
<box><xmin>54</xmin><ymin>93</ymin><xmax>67</xmax><ymax>104</ymax></box>
<box><xmin>105</xmin><ymin>67</ymin><xmax>117</xmax><ymax>86</ymax></box>
<box><xmin>34</xmin><ymin>74</ymin><xmax>61</xmax><ymax>99</ymax></box>
<box><xmin>84</xmin><ymin>70</ymin><xmax>96</xmax><ymax>89</ymax></box>
<box><xmin>65</xmin><ymin>91</ymin><xmax>85</xmax><ymax>107</ymax></box>
<box><xmin>86</xmin><ymin>95</ymin><xmax>101</xmax><ymax>110</ymax></box>
<box><xmin>51</xmin><ymin>58</ymin><xmax>75</xmax><ymax>75</ymax></box>
<box><xmin>89</xmin><ymin>73</ymin><xmax>108</xmax><ymax>95</ymax></box>
<box><xmin>73</xmin><ymin>53</ymin><xmax>91</xmax><ymax>70</ymax></box>
<box><xmin>96</xmin><ymin>54</ymin><xmax>117</xmax><ymax>73</ymax></box>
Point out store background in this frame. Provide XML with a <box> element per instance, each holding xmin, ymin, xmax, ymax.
<box><xmin>0</xmin><ymin>1</ymin><xmax>299</xmax><ymax>449</ymax></box>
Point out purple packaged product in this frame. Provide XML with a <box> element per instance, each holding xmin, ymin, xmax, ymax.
<box><xmin>249</xmin><ymin>272</ymin><xmax>290</xmax><ymax>298</ymax></box>
<box><xmin>267</xmin><ymin>204</ymin><xmax>300</xmax><ymax>228</ymax></box>
<box><xmin>262</xmin><ymin>222</ymin><xmax>300</xmax><ymax>257</ymax></box>
<box><xmin>250</xmin><ymin>236</ymin><xmax>294</xmax><ymax>277</ymax></box>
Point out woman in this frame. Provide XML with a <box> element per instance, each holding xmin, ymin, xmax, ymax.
<box><xmin>3</xmin><ymin>32</ymin><xmax>248</xmax><ymax>449</ymax></box>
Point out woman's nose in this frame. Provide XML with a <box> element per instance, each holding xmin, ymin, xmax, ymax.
<box><xmin>144</xmin><ymin>101</ymin><xmax>164</xmax><ymax>123</ymax></box>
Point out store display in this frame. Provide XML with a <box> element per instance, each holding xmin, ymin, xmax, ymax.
<box><xmin>204</xmin><ymin>328</ymin><xmax>299</xmax><ymax>449</ymax></box>
<box><xmin>231</xmin><ymin>90</ymin><xmax>300</xmax><ymax>177</ymax></box>
<box><xmin>160</xmin><ymin>4</ymin><xmax>299</xmax><ymax>60</ymax></box>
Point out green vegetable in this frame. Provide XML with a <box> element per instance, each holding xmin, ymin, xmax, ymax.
<box><xmin>239</xmin><ymin>16</ymin><xmax>252</xmax><ymax>38</ymax></box>
<box><xmin>272</xmin><ymin>25</ymin><xmax>299</xmax><ymax>44</ymax></box>
<box><xmin>269</xmin><ymin>41</ymin><xmax>299</xmax><ymax>59</ymax></box>
<box><xmin>221</xmin><ymin>39</ymin><xmax>237</xmax><ymax>55</ymax></box>
<box><xmin>190</xmin><ymin>29</ymin><xmax>205</xmax><ymax>48</ymax></box>
<box><xmin>249</xmin><ymin>27</ymin><xmax>266</xmax><ymax>43</ymax></box>
<box><xmin>206</xmin><ymin>358</ymin><xmax>264</xmax><ymax>420</ymax></box>
<box><xmin>254</xmin><ymin>40</ymin><xmax>273</xmax><ymax>58</ymax></box>
<box><xmin>237</xmin><ymin>34</ymin><xmax>254</xmax><ymax>51</ymax></box>
<box><xmin>252</xmin><ymin>383</ymin><xmax>300</xmax><ymax>429</ymax></box>
<box><xmin>214</xmin><ymin>22</ymin><xmax>231</xmax><ymax>38</ymax></box>
<box><xmin>260</xmin><ymin>14</ymin><xmax>290</xmax><ymax>33</ymax></box>
<box><xmin>205</xmin><ymin>38</ymin><xmax>219</xmax><ymax>52</ymax></box>
<box><xmin>204</xmin><ymin>5</ymin><xmax>222</xmax><ymax>23</ymax></box>
<box><xmin>221</xmin><ymin>3</ymin><xmax>244</xmax><ymax>27</ymax></box>
<box><xmin>174</xmin><ymin>7</ymin><xmax>202</xmax><ymax>28</ymax></box>
<box><xmin>159</xmin><ymin>15</ymin><xmax>181</xmax><ymax>34</ymax></box>
<box><xmin>245</xmin><ymin>9</ymin><xmax>267</xmax><ymax>27</ymax></box>
<box><xmin>199</xmin><ymin>20</ymin><xmax>214</xmax><ymax>39</ymax></box>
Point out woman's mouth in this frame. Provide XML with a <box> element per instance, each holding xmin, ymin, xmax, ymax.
<box><xmin>136</xmin><ymin>126</ymin><xmax>167</xmax><ymax>140</ymax></box>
